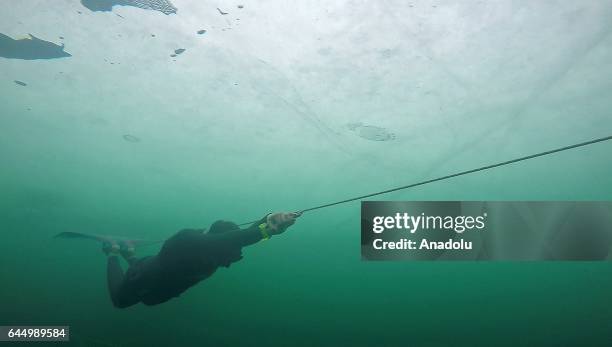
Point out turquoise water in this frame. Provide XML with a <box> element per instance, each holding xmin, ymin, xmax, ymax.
<box><xmin>2</xmin><ymin>1</ymin><xmax>612</xmax><ymax>346</ymax></box>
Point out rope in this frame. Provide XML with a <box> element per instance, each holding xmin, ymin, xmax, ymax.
<box><xmin>238</xmin><ymin>134</ymin><xmax>612</xmax><ymax>226</ymax></box>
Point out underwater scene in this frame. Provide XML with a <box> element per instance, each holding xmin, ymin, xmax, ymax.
<box><xmin>1</xmin><ymin>0</ymin><xmax>612</xmax><ymax>346</ymax></box>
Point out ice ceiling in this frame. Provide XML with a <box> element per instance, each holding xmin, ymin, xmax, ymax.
<box><xmin>1</xmin><ymin>1</ymin><xmax>612</xmax><ymax>219</ymax></box>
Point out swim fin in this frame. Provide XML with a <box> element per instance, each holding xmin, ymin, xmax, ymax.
<box><xmin>54</xmin><ymin>231</ymin><xmax>161</xmax><ymax>248</ymax></box>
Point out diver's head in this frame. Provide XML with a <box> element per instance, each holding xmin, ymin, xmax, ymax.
<box><xmin>208</xmin><ymin>220</ymin><xmax>239</xmax><ymax>234</ymax></box>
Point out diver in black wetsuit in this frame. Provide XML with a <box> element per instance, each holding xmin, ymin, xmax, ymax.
<box><xmin>103</xmin><ymin>212</ymin><xmax>300</xmax><ymax>308</ymax></box>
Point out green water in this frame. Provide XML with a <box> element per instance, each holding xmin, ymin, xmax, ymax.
<box><xmin>2</xmin><ymin>1</ymin><xmax>612</xmax><ymax>346</ymax></box>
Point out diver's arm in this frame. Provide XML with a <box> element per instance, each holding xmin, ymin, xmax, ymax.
<box><xmin>235</xmin><ymin>215</ymin><xmax>269</xmax><ymax>247</ymax></box>
<box><xmin>204</xmin><ymin>212</ymin><xmax>301</xmax><ymax>248</ymax></box>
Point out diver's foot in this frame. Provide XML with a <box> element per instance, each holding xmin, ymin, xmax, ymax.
<box><xmin>102</xmin><ymin>241</ymin><xmax>120</xmax><ymax>257</ymax></box>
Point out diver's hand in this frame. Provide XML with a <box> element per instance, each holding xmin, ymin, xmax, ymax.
<box><xmin>266</xmin><ymin>212</ymin><xmax>301</xmax><ymax>235</ymax></box>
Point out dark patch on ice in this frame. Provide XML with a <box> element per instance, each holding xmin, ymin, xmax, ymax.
<box><xmin>197</xmin><ymin>29</ymin><xmax>206</xmax><ymax>35</ymax></box>
<box><xmin>174</xmin><ymin>48</ymin><xmax>185</xmax><ymax>55</ymax></box>
<box><xmin>217</xmin><ymin>7</ymin><xmax>228</xmax><ymax>15</ymax></box>
<box><xmin>0</xmin><ymin>33</ymin><xmax>71</xmax><ymax>60</ymax></box>
<box><xmin>151</xmin><ymin>34</ymin><xmax>156</xmax><ymax>37</ymax></box>
<box><xmin>347</xmin><ymin>122</ymin><xmax>396</xmax><ymax>141</ymax></box>
<box><xmin>14</xmin><ymin>80</ymin><xmax>27</xmax><ymax>86</ymax></box>
<box><xmin>170</xmin><ymin>54</ymin><xmax>176</xmax><ymax>57</ymax></box>
<box><xmin>80</xmin><ymin>0</ymin><xmax>177</xmax><ymax>15</ymax></box>
<box><xmin>81</xmin><ymin>1</ymin><xmax>113</xmax><ymax>12</ymax></box>
<box><xmin>123</xmin><ymin>134</ymin><xmax>140</xmax><ymax>143</ymax></box>
<box><xmin>237</xmin><ymin>5</ymin><xmax>244</xmax><ymax>9</ymax></box>
<box><xmin>59</xmin><ymin>36</ymin><xmax>64</xmax><ymax>40</ymax></box>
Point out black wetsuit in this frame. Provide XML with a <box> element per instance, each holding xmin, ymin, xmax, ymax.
<box><xmin>107</xmin><ymin>216</ymin><xmax>267</xmax><ymax>308</ymax></box>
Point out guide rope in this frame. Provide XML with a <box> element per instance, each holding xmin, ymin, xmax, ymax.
<box><xmin>238</xmin><ymin>134</ymin><xmax>612</xmax><ymax>226</ymax></box>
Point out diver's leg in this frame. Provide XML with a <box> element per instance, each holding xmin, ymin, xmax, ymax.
<box><xmin>106</xmin><ymin>256</ymin><xmax>140</xmax><ymax>308</ymax></box>
<box><xmin>107</xmin><ymin>255</ymin><xmax>124</xmax><ymax>301</ymax></box>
